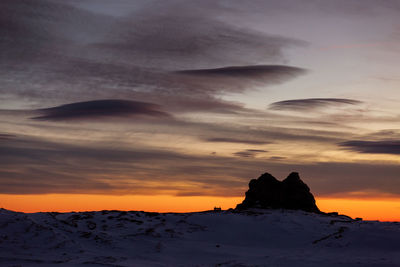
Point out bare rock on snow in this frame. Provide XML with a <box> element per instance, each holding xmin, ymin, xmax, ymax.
<box><xmin>236</xmin><ymin>172</ymin><xmax>320</xmax><ymax>212</ymax></box>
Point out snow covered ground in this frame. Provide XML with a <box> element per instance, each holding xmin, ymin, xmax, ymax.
<box><xmin>0</xmin><ymin>208</ymin><xmax>399</xmax><ymax>267</ymax></box>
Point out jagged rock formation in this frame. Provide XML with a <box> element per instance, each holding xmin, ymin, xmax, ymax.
<box><xmin>236</xmin><ymin>172</ymin><xmax>320</xmax><ymax>213</ymax></box>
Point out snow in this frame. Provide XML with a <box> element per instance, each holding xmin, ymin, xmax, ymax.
<box><xmin>0</xmin><ymin>208</ymin><xmax>399</xmax><ymax>266</ymax></box>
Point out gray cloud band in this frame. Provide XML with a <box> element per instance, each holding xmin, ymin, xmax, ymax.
<box><xmin>1</xmin><ymin>136</ymin><xmax>400</xmax><ymax>197</ymax></box>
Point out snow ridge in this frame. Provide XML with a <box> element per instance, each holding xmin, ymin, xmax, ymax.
<box><xmin>0</xmin><ymin>208</ymin><xmax>399</xmax><ymax>266</ymax></box>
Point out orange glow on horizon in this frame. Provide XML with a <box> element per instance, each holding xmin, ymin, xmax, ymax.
<box><xmin>1</xmin><ymin>194</ymin><xmax>399</xmax><ymax>221</ymax></box>
<box><xmin>316</xmin><ymin>198</ymin><xmax>400</xmax><ymax>222</ymax></box>
<box><xmin>0</xmin><ymin>194</ymin><xmax>243</xmax><ymax>213</ymax></box>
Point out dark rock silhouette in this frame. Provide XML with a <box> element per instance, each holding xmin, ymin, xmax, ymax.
<box><xmin>236</xmin><ymin>172</ymin><xmax>320</xmax><ymax>213</ymax></box>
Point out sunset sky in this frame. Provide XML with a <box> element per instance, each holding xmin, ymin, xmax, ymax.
<box><xmin>1</xmin><ymin>0</ymin><xmax>400</xmax><ymax>221</ymax></box>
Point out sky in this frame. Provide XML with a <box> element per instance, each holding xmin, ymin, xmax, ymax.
<box><xmin>1</xmin><ymin>0</ymin><xmax>400</xmax><ymax>221</ymax></box>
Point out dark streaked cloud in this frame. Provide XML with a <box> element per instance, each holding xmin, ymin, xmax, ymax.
<box><xmin>296</xmin><ymin>162</ymin><xmax>400</xmax><ymax>198</ymax></box>
<box><xmin>0</xmin><ymin>134</ymin><xmax>16</xmax><ymax>140</ymax></box>
<box><xmin>246</xmin><ymin>149</ymin><xmax>268</xmax><ymax>153</ymax></box>
<box><xmin>176</xmin><ymin>65</ymin><xmax>305</xmax><ymax>80</ymax></box>
<box><xmin>269</xmin><ymin>156</ymin><xmax>286</xmax><ymax>160</ymax></box>
<box><xmin>0</xmin><ymin>136</ymin><xmax>264</xmax><ymax>195</ymax></box>
<box><xmin>1</xmin><ymin>105</ymin><xmax>349</xmax><ymax>146</ymax></box>
<box><xmin>233</xmin><ymin>151</ymin><xmax>254</xmax><ymax>158</ymax></box>
<box><xmin>200</xmin><ymin>125</ymin><xmax>344</xmax><ymax>143</ymax></box>
<box><xmin>362</xmin><ymin>129</ymin><xmax>400</xmax><ymax>139</ymax></box>
<box><xmin>340</xmin><ymin>140</ymin><xmax>400</xmax><ymax>155</ymax></box>
<box><xmin>205</xmin><ymin>137</ymin><xmax>271</xmax><ymax>145</ymax></box>
<box><xmin>0</xmin><ymin>0</ymin><xmax>308</xmax><ymax>114</ymax></box>
<box><xmin>98</xmin><ymin>9</ymin><xmax>305</xmax><ymax>70</ymax></box>
<box><xmin>0</xmin><ymin>0</ymin><xmax>111</xmax><ymax>60</ymax></box>
<box><xmin>233</xmin><ymin>149</ymin><xmax>268</xmax><ymax>158</ymax></box>
<box><xmin>2</xmin><ymin>136</ymin><xmax>400</xmax><ymax>198</ymax></box>
<box><xmin>269</xmin><ymin>98</ymin><xmax>362</xmax><ymax>111</ymax></box>
<box><xmin>32</xmin><ymin>100</ymin><xmax>170</xmax><ymax>121</ymax></box>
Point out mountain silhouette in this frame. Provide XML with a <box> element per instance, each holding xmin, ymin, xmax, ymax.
<box><xmin>236</xmin><ymin>172</ymin><xmax>320</xmax><ymax>212</ymax></box>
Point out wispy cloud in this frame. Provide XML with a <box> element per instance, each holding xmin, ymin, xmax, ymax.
<box><xmin>340</xmin><ymin>140</ymin><xmax>400</xmax><ymax>155</ymax></box>
<box><xmin>269</xmin><ymin>156</ymin><xmax>286</xmax><ymax>160</ymax></box>
<box><xmin>0</xmin><ymin>134</ymin><xmax>16</xmax><ymax>140</ymax></box>
<box><xmin>2</xmin><ymin>136</ymin><xmax>400</xmax><ymax>198</ymax></box>
<box><xmin>176</xmin><ymin>65</ymin><xmax>305</xmax><ymax>80</ymax></box>
<box><xmin>0</xmin><ymin>0</ymin><xmax>307</xmax><ymax>114</ymax></box>
<box><xmin>205</xmin><ymin>137</ymin><xmax>271</xmax><ymax>145</ymax></box>
<box><xmin>96</xmin><ymin>7</ymin><xmax>305</xmax><ymax>69</ymax></box>
<box><xmin>233</xmin><ymin>149</ymin><xmax>268</xmax><ymax>158</ymax></box>
<box><xmin>31</xmin><ymin>100</ymin><xmax>170</xmax><ymax>121</ymax></box>
<box><xmin>269</xmin><ymin>98</ymin><xmax>362</xmax><ymax>111</ymax></box>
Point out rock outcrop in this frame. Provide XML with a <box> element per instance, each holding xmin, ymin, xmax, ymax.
<box><xmin>236</xmin><ymin>172</ymin><xmax>320</xmax><ymax>213</ymax></box>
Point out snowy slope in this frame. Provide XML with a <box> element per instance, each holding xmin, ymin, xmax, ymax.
<box><xmin>0</xmin><ymin>208</ymin><xmax>399</xmax><ymax>267</ymax></box>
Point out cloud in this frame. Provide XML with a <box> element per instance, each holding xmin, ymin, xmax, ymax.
<box><xmin>0</xmin><ymin>136</ymin><xmax>264</xmax><ymax>195</ymax></box>
<box><xmin>269</xmin><ymin>156</ymin><xmax>286</xmax><ymax>160</ymax></box>
<box><xmin>0</xmin><ymin>0</ymin><xmax>307</xmax><ymax>114</ymax></box>
<box><xmin>2</xmin><ymin>0</ymin><xmax>400</xmax><ymax>202</ymax></box>
<box><xmin>362</xmin><ymin>129</ymin><xmax>400</xmax><ymax>139</ymax></box>
<box><xmin>205</xmin><ymin>138</ymin><xmax>271</xmax><ymax>145</ymax></box>
<box><xmin>172</xmin><ymin>65</ymin><xmax>306</xmax><ymax>98</ymax></box>
<box><xmin>339</xmin><ymin>140</ymin><xmax>400</xmax><ymax>155</ymax></box>
<box><xmin>97</xmin><ymin>7</ymin><xmax>305</xmax><ymax>70</ymax></box>
<box><xmin>269</xmin><ymin>98</ymin><xmax>362</xmax><ymax>111</ymax></box>
<box><xmin>233</xmin><ymin>149</ymin><xmax>268</xmax><ymax>158</ymax></box>
<box><xmin>0</xmin><ymin>134</ymin><xmax>15</xmax><ymax>140</ymax></box>
<box><xmin>2</xmin><ymin>136</ymin><xmax>400</xmax><ymax>198</ymax></box>
<box><xmin>201</xmin><ymin>125</ymin><xmax>344</xmax><ymax>144</ymax></box>
<box><xmin>176</xmin><ymin>65</ymin><xmax>306</xmax><ymax>80</ymax></box>
<box><xmin>31</xmin><ymin>100</ymin><xmax>170</xmax><ymax>121</ymax></box>
<box><xmin>294</xmin><ymin>161</ymin><xmax>400</xmax><ymax>198</ymax></box>
<box><xmin>0</xmin><ymin>0</ymin><xmax>112</xmax><ymax>59</ymax></box>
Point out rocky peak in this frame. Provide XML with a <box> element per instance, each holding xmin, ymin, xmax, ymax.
<box><xmin>236</xmin><ymin>172</ymin><xmax>320</xmax><ymax>213</ymax></box>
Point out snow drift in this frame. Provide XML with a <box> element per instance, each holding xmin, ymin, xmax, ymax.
<box><xmin>0</xmin><ymin>208</ymin><xmax>399</xmax><ymax>266</ymax></box>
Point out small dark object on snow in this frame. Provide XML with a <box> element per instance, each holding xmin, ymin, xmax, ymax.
<box><xmin>236</xmin><ymin>172</ymin><xmax>320</xmax><ymax>213</ymax></box>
